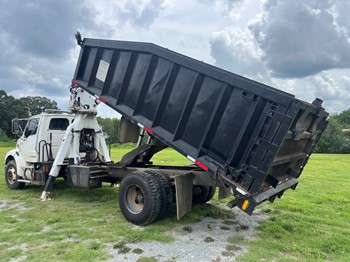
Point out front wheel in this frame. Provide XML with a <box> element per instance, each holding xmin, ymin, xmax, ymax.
<box><xmin>119</xmin><ymin>171</ymin><xmax>162</xmax><ymax>226</ymax></box>
<box><xmin>5</xmin><ymin>160</ymin><xmax>25</xmax><ymax>190</ymax></box>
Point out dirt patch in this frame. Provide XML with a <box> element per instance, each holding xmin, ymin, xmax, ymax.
<box><xmin>182</xmin><ymin>226</ymin><xmax>193</xmax><ymax>233</ymax></box>
<box><xmin>0</xmin><ymin>200</ymin><xmax>31</xmax><ymax>212</ymax></box>
<box><xmin>8</xmin><ymin>243</ymin><xmax>27</xmax><ymax>262</ymax></box>
<box><xmin>106</xmin><ymin>206</ymin><xmax>268</xmax><ymax>261</ymax></box>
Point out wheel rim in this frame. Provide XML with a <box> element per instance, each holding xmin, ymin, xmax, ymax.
<box><xmin>7</xmin><ymin>166</ymin><xmax>17</xmax><ymax>184</ymax></box>
<box><xmin>126</xmin><ymin>185</ymin><xmax>145</xmax><ymax>214</ymax></box>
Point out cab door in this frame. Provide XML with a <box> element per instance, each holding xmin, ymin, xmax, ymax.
<box><xmin>46</xmin><ymin>117</ymin><xmax>71</xmax><ymax>158</ymax></box>
<box><xmin>19</xmin><ymin>118</ymin><xmax>39</xmax><ymax>163</ymax></box>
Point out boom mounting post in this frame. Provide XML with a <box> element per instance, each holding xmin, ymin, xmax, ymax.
<box><xmin>40</xmin><ymin>82</ymin><xmax>111</xmax><ymax>201</ymax></box>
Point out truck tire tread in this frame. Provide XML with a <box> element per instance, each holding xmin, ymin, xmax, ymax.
<box><xmin>192</xmin><ymin>185</ymin><xmax>210</xmax><ymax>205</ymax></box>
<box><xmin>5</xmin><ymin>160</ymin><xmax>25</xmax><ymax>190</ymax></box>
<box><xmin>145</xmin><ymin>170</ymin><xmax>173</xmax><ymax>220</ymax></box>
<box><xmin>204</xmin><ymin>186</ymin><xmax>216</xmax><ymax>203</ymax></box>
<box><xmin>119</xmin><ymin>171</ymin><xmax>161</xmax><ymax>226</ymax></box>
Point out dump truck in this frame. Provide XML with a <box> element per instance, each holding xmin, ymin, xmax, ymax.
<box><xmin>4</xmin><ymin>34</ymin><xmax>328</xmax><ymax>225</ymax></box>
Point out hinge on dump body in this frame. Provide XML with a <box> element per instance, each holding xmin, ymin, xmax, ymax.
<box><xmin>118</xmin><ymin>142</ymin><xmax>167</xmax><ymax>166</ymax></box>
<box><xmin>224</xmin><ymin>164</ymin><xmax>265</xmax><ymax>195</ymax></box>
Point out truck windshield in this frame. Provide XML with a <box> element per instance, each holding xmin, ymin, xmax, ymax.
<box><xmin>24</xmin><ymin>118</ymin><xmax>39</xmax><ymax>137</ymax></box>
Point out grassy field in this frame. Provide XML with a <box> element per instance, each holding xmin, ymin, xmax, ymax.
<box><xmin>237</xmin><ymin>154</ymin><xmax>350</xmax><ymax>262</ymax></box>
<box><xmin>0</xmin><ymin>143</ymin><xmax>349</xmax><ymax>261</ymax></box>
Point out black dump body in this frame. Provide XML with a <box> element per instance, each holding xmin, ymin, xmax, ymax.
<box><xmin>73</xmin><ymin>38</ymin><xmax>328</xmax><ymax>214</ymax></box>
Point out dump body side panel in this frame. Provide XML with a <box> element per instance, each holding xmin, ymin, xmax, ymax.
<box><xmin>73</xmin><ymin>38</ymin><xmax>328</xmax><ymax>210</ymax></box>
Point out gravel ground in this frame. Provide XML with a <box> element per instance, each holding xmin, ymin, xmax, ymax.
<box><xmin>106</xmin><ymin>206</ymin><xmax>269</xmax><ymax>262</ymax></box>
<box><xmin>1</xmin><ymin>199</ymin><xmax>268</xmax><ymax>261</ymax></box>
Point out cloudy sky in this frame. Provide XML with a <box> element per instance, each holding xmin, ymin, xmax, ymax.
<box><xmin>0</xmin><ymin>0</ymin><xmax>349</xmax><ymax>117</ymax></box>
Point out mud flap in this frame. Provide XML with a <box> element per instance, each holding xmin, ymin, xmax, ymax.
<box><xmin>174</xmin><ymin>173</ymin><xmax>194</xmax><ymax>220</ymax></box>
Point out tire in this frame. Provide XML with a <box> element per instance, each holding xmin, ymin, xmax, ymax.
<box><xmin>119</xmin><ymin>171</ymin><xmax>162</xmax><ymax>226</ymax></box>
<box><xmin>192</xmin><ymin>185</ymin><xmax>210</xmax><ymax>205</ymax></box>
<box><xmin>145</xmin><ymin>170</ymin><xmax>173</xmax><ymax>220</ymax></box>
<box><xmin>204</xmin><ymin>186</ymin><xmax>216</xmax><ymax>203</ymax></box>
<box><xmin>5</xmin><ymin>160</ymin><xmax>25</xmax><ymax>190</ymax></box>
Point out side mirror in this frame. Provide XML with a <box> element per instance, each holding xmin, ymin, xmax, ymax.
<box><xmin>12</xmin><ymin>119</ymin><xmax>23</xmax><ymax>137</ymax></box>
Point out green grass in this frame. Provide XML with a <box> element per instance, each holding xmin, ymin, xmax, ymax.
<box><xmin>0</xmin><ymin>144</ymin><xmax>349</xmax><ymax>261</ymax></box>
<box><xmin>0</xmin><ymin>145</ymin><xmax>233</xmax><ymax>261</ymax></box>
<box><xmin>0</xmin><ymin>140</ymin><xmax>16</xmax><ymax>147</ymax></box>
<box><xmin>108</xmin><ymin>143</ymin><xmax>192</xmax><ymax>166</ymax></box>
<box><xmin>237</xmin><ymin>154</ymin><xmax>350</xmax><ymax>262</ymax></box>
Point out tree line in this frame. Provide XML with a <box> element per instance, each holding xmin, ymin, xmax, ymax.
<box><xmin>0</xmin><ymin>90</ymin><xmax>121</xmax><ymax>143</ymax></box>
<box><xmin>0</xmin><ymin>90</ymin><xmax>59</xmax><ymax>140</ymax></box>
<box><xmin>315</xmin><ymin>109</ymin><xmax>350</xmax><ymax>153</ymax></box>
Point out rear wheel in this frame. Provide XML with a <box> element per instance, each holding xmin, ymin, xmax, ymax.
<box><xmin>192</xmin><ymin>186</ymin><xmax>216</xmax><ymax>204</ymax></box>
<box><xmin>145</xmin><ymin>170</ymin><xmax>173</xmax><ymax>220</ymax></box>
<box><xmin>119</xmin><ymin>171</ymin><xmax>162</xmax><ymax>226</ymax></box>
<box><xmin>5</xmin><ymin>160</ymin><xmax>25</xmax><ymax>190</ymax></box>
<box><xmin>204</xmin><ymin>186</ymin><xmax>216</xmax><ymax>202</ymax></box>
<box><xmin>192</xmin><ymin>186</ymin><xmax>209</xmax><ymax>204</ymax></box>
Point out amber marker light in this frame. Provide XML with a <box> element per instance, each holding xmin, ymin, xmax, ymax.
<box><xmin>242</xmin><ymin>199</ymin><xmax>249</xmax><ymax>210</ymax></box>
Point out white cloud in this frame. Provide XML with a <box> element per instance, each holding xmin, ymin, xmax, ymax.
<box><xmin>210</xmin><ymin>27</ymin><xmax>269</xmax><ymax>82</ymax></box>
<box><xmin>97</xmin><ymin>104</ymin><xmax>122</xmax><ymax>119</ymax></box>
<box><xmin>332</xmin><ymin>1</ymin><xmax>350</xmax><ymax>40</ymax></box>
<box><xmin>248</xmin><ymin>0</ymin><xmax>350</xmax><ymax>78</ymax></box>
<box><xmin>208</xmin><ymin>0</ymin><xmax>350</xmax><ymax>114</ymax></box>
<box><xmin>115</xmin><ymin>0</ymin><xmax>166</xmax><ymax>28</ymax></box>
<box><xmin>270</xmin><ymin>69</ymin><xmax>350</xmax><ymax>113</ymax></box>
<box><xmin>0</xmin><ymin>0</ymin><xmax>349</xmax><ymax>117</ymax></box>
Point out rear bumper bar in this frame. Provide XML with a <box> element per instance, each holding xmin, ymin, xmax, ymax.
<box><xmin>228</xmin><ymin>178</ymin><xmax>299</xmax><ymax>214</ymax></box>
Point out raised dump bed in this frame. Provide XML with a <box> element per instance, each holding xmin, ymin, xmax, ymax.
<box><xmin>73</xmin><ymin>37</ymin><xmax>328</xmax><ymax>214</ymax></box>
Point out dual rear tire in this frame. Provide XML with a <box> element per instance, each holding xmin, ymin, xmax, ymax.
<box><xmin>118</xmin><ymin>171</ymin><xmax>216</xmax><ymax>225</ymax></box>
<box><xmin>118</xmin><ymin>170</ymin><xmax>173</xmax><ymax>226</ymax></box>
<box><xmin>192</xmin><ymin>185</ymin><xmax>216</xmax><ymax>204</ymax></box>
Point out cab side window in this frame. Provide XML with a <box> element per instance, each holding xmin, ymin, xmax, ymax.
<box><xmin>24</xmin><ymin>118</ymin><xmax>39</xmax><ymax>138</ymax></box>
<box><xmin>49</xmin><ymin>118</ymin><xmax>69</xmax><ymax>130</ymax></box>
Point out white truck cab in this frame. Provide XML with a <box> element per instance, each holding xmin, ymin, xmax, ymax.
<box><xmin>5</xmin><ymin>111</ymin><xmax>74</xmax><ymax>189</ymax></box>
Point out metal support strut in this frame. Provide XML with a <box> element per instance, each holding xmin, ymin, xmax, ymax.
<box><xmin>40</xmin><ymin>83</ymin><xmax>111</xmax><ymax>201</ymax></box>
